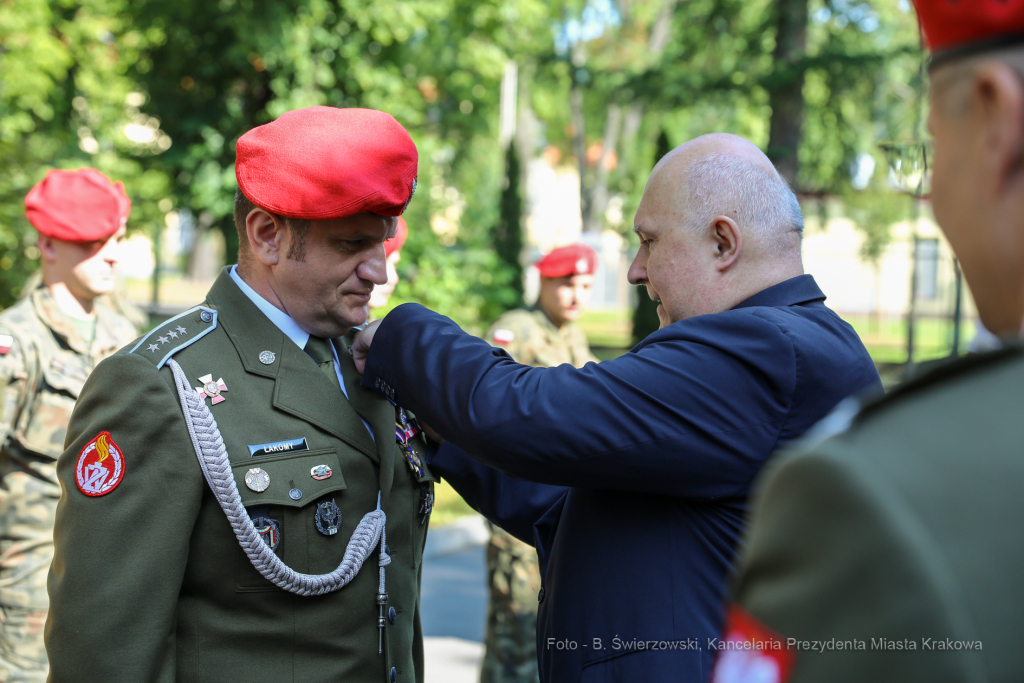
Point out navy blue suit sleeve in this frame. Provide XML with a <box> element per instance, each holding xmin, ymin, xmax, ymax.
<box><xmin>429</xmin><ymin>441</ymin><xmax>568</xmax><ymax>547</ymax></box>
<box><xmin>363</xmin><ymin>304</ymin><xmax>796</xmax><ymax>498</ymax></box>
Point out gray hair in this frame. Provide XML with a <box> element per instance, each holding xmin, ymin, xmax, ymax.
<box><xmin>682</xmin><ymin>153</ymin><xmax>804</xmax><ymax>253</ymax></box>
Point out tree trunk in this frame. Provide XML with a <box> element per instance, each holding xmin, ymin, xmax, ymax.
<box><xmin>766</xmin><ymin>0</ymin><xmax>808</xmax><ymax>186</ymax></box>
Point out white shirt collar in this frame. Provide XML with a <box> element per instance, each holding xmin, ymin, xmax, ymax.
<box><xmin>229</xmin><ymin>264</ymin><xmax>310</xmax><ymax>351</ymax></box>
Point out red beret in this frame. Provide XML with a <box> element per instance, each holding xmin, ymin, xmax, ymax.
<box><xmin>24</xmin><ymin>168</ymin><xmax>130</xmax><ymax>242</ymax></box>
<box><xmin>384</xmin><ymin>217</ymin><xmax>408</xmax><ymax>257</ymax></box>
<box><xmin>913</xmin><ymin>0</ymin><xmax>1024</xmax><ymax>63</ymax></box>
<box><xmin>235</xmin><ymin>106</ymin><xmax>418</xmax><ymax>220</ymax></box>
<box><xmin>536</xmin><ymin>243</ymin><xmax>598</xmax><ymax>278</ymax></box>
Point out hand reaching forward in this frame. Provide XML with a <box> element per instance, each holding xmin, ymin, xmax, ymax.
<box><xmin>352</xmin><ymin>319</ymin><xmax>382</xmax><ymax>374</ymax></box>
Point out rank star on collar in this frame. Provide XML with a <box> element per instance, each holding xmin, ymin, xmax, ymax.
<box><xmin>195</xmin><ymin>374</ymin><xmax>228</xmax><ymax>404</ymax></box>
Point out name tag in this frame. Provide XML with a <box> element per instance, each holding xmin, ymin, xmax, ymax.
<box><xmin>248</xmin><ymin>437</ymin><xmax>309</xmax><ymax>457</ymax></box>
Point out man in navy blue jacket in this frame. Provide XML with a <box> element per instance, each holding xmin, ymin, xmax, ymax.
<box><xmin>355</xmin><ymin>134</ymin><xmax>881</xmax><ymax>682</ymax></box>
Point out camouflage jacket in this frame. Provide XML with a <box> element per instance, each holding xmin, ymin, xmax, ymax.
<box><xmin>0</xmin><ymin>287</ymin><xmax>138</xmax><ymax>470</ymax></box>
<box><xmin>486</xmin><ymin>306</ymin><xmax>598</xmax><ymax>369</ymax></box>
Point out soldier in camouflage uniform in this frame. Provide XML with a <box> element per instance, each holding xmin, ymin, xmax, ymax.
<box><xmin>480</xmin><ymin>244</ymin><xmax>599</xmax><ymax>683</ymax></box>
<box><xmin>0</xmin><ymin>169</ymin><xmax>137</xmax><ymax>682</ymax></box>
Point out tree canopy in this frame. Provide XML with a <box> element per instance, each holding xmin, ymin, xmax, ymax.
<box><xmin>1</xmin><ymin>0</ymin><xmax>926</xmax><ymax>326</ymax></box>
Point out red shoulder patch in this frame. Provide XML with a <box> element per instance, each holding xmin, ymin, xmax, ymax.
<box><xmin>711</xmin><ymin>604</ymin><xmax>796</xmax><ymax>683</ymax></box>
<box><xmin>75</xmin><ymin>431</ymin><xmax>126</xmax><ymax>497</ymax></box>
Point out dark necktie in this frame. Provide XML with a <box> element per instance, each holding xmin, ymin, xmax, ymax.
<box><xmin>305</xmin><ymin>336</ymin><xmax>343</xmax><ymax>393</ymax></box>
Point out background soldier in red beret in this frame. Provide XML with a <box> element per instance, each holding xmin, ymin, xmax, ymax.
<box><xmin>46</xmin><ymin>107</ymin><xmax>434</xmax><ymax>683</ymax></box>
<box><xmin>711</xmin><ymin>2</ymin><xmax>1024</xmax><ymax>682</ymax></box>
<box><xmin>0</xmin><ymin>168</ymin><xmax>138</xmax><ymax>683</ymax></box>
<box><xmin>480</xmin><ymin>243</ymin><xmax>599</xmax><ymax>683</ymax></box>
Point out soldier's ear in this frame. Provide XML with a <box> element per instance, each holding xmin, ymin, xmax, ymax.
<box><xmin>37</xmin><ymin>233</ymin><xmax>57</xmax><ymax>263</ymax></box>
<box><xmin>246</xmin><ymin>209</ymin><xmax>285</xmax><ymax>267</ymax></box>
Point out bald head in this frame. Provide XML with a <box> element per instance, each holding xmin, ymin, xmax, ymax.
<box><xmin>629</xmin><ymin>134</ymin><xmax>806</xmax><ymax>327</ymax></box>
<box><xmin>649</xmin><ymin>134</ymin><xmax>804</xmax><ymax>256</ymax></box>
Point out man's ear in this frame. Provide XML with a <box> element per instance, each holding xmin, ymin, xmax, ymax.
<box><xmin>711</xmin><ymin>216</ymin><xmax>741</xmax><ymax>272</ymax></box>
<box><xmin>973</xmin><ymin>61</ymin><xmax>1024</xmax><ymax>194</ymax></box>
<box><xmin>245</xmin><ymin>209</ymin><xmax>287</xmax><ymax>266</ymax></box>
<box><xmin>37</xmin><ymin>233</ymin><xmax>57</xmax><ymax>263</ymax></box>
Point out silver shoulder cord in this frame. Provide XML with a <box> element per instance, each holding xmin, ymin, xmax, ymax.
<box><xmin>167</xmin><ymin>359</ymin><xmax>390</xmax><ymax>597</ymax></box>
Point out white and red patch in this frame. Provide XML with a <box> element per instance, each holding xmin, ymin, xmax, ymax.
<box><xmin>711</xmin><ymin>604</ymin><xmax>796</xmax><ymax>683</ymax></box>
<box><xmin>0</xmin><ymin>335</ymin><xmax>12</xmax><ymax>355</ymax></box>
<box><xmin>75</xmin><ymin>431</ymin><xmax>126</xmax><ymax>497</ymax></box>
<box><xmin>492</xmin><ymin>329</ymin><xmax>515</xmax><ymax>345</ymax></box>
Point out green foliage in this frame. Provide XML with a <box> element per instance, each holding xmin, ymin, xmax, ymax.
<box><xmin>0</xmin><ymin>0</ymin><xmax>928</xmax><ymax>321</ymax></box>
<box><xmin>493</xmin><ymin>143</ymin><xmax>524</xmax><ymax>308</ymax></box>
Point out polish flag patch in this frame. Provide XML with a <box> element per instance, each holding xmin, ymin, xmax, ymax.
<box><xmin>75</xmin><ymin>431</ymin><xmax>126</xmax><ymax>497</ymax></box>
<box><xmin>0</xmin><ymin>335</ymin><xmax>12</xmax><ymax>355</ymax></box>
<box><xmin>711</xmin><ymin>604</ymin><xmax>796</xmax><ymax>683</ymax></box>
<box><xmin>492</xmin><ymin>329</ymin><xmax>515</xmax><ymax>345</ymax></box>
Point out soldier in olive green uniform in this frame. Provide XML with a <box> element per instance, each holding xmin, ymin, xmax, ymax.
<box><xmin>711</xmin><ymin>4</ymin><xmax>1024</xmax><ymax>683</ymax></box>
<box><xmin>481</xmin><ymin>244</ymin><xmax>598</xmax><ymax>683</ymax></box>
<box><xmin>0</xmin><ymin>169</ymin><xmax>137</xmax><ymax>683</ymax></box>
<box><xmin>45</xmin><ymin>107</ymin><xmax>433</xmax><ymax>683</ymax></box>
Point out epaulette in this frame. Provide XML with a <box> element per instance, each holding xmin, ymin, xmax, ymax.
<box><xmin>129</xmin><ymin>305</ymin><xmax>219</xmax><ymax>369</ymax></box>
<box><xmin>800</xmin><ymin>344</ymin><xmax>1024</xmax><ymax>450</ymax></box>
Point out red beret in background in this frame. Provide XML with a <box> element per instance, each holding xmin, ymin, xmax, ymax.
<box><xmin>535</xmin><ymin>243</ymin><xmax>599</xmax><ymax>278</ymax></box>
<box><xmin>236</xmin><ymin>106</ymin><xmax>418</xmax><ymax>220</ymax></box>
<box><xmin>24</xmin><ymin>168</ymin><xmax>130</xmax><ymax>242</ymax></box>
<box><xmin>384</xmin><ymin>217</ymin><xmax>408</xmax><ymax>257</ymax></box>
<box><xmin>913</xmin><ymin>0</ymin><xmax>1024</xmax><ymax>62</ymax></box>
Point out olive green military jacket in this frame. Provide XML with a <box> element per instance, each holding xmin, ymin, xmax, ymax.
<box><xmin>486</xmin><ymin>307</ymin><xmax>598</xmax><ymax>368</ymax></box>
<box><xmin>721</xmin><ymin>347</ymin><xmax>1024</xmax><ymax>683</ymax></box>
<box><xmin>46</xmin><ymin>270</ymin><xmax>434</xmax><ymax>683</ymax></box>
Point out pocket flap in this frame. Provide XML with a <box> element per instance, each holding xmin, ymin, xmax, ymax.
<box><xmin>232</xmin><ymin>448</ymin><xmax>346</xmax><ymax>508</ymax></box>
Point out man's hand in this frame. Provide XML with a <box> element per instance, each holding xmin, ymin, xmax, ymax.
<box><xmin>352</xmin><ymin>319</ymin><xmax>383</xmax><ymax>374</ymax></box>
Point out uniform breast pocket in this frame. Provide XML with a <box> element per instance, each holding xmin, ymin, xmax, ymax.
<box><xmin>231</xmin><ymin>448</ymin><xmax>347</xmax><ymax>591</ymax></box>
<box><xmin>19</xmin><ymin>361</ymin><xmax>86</xmax><ymax>459</ymax></box>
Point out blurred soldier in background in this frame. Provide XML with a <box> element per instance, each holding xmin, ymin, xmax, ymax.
<box><xmin>369</xmin><ymin>217</ymin><xmax>408</xmax><ymax>313</ymax></box>
<box><xmin>480</xmin><ymin>243</ymin><xmax>599</xmax><ymax>683</ymax></box>
<box><xmin>0</xmin><ymin>168</ymin><xmax>137</xmax><ymax>682</ymax></box>
<box><xmin>712</xmin><ymin>2</ymin><xmax>1024</xmax><ymax>682</ymax></box>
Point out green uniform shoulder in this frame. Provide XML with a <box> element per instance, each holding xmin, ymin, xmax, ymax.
<box><xmin>0</xmin><ymin>295</ymin><xmax>44</xmax><ymax>337</ymax></box>
<box><xmin>487</xmin><ymin>308</ymin><xmax>545</xmax><ymax>345</ymax></box>
<box><xmin>125</xmin><ymin>305</ymin><xmax>219</xmax><ymax>368</ymax></box>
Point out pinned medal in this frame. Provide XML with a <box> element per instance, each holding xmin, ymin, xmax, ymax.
<box><xmin>195</xmin><ymin>374</ymin><xmax>228</xmax><ymax>405</ymax></box>
<box><xmin>252</xmin><ymin>517</ymin><xmax>280</xmax><ymax>552</ymax></box>
<box><xmin>315</xmin><ymin>499</ymin><xmax>342</xmax><ymax>536</ymax></box>
<box><xmin>395</xmin><ymin>408</ymin><xmax>425</xmax><ymax>477</ymax></box>
<box><xmin>245</xmin><ymin>467</ymin><xmax>270</xmax><ymax>492</ymax></box>
<box><xmin>310</xmin><ymin>464</ymin><xmax>332</xmax><ymax>481</ymax></box>
<box><xmin>420</xmin><ymin>483</ymin><xmax>434</xmax><ymax>525</ymax></box>
<box><xmin>259</xmin><ymin>350</ymin><xmax>276</xmax><ymax>365</ymax></box>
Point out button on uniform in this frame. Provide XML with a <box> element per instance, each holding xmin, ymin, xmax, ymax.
<box><xmin>388</xmin><ymin>606</ymin><xmax>397</xmax><ymax>624</ymax></box>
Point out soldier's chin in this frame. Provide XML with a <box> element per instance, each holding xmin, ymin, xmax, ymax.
<box><xmin>86</xmin><ymin>279</ymin><xmax>116</xmax><ymax>297</ymax></box>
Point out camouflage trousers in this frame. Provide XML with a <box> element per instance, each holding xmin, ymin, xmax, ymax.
<box><xmin>480</xmin><ymin>523</ymin><xmax>541</xmax><ymax>683</ymax></box>
<box><xmin>0</xmin><ymin>454</ymin><xmax>58</xmax><ymax>683</ymax></box>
